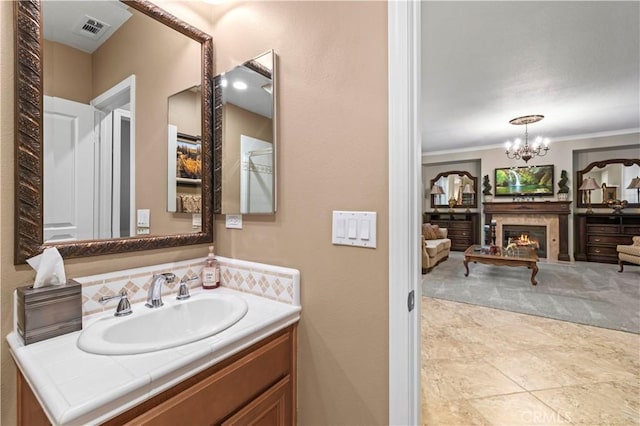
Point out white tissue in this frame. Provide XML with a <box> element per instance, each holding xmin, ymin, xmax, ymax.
<box><xmin>26</xmin><ymin>247</ymin><xmax>67</xmax><ymax>288</ymax></box>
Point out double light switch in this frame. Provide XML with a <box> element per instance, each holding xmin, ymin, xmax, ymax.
<box><xmin>332</xmin><ymin>211</ymin><xmax>377</xmax><ymax>248</ymax></box>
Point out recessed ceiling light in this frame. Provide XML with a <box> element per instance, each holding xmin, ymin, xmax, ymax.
<box><xmin>233</xmin><ymin>81</ymin><xmax>248</xmax><ymax>90</ymax></box>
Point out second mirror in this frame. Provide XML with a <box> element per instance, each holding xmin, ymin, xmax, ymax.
<box><xmin>214</xmin><ymin>50</ymin><xmax>276</xmax><ymax>215</ymax></box>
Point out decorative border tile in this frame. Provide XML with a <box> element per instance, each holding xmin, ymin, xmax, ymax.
<box><xmin>73</xmin><ymin>256</ymin><xmax>300</xmax><ymax>317</ymax></box>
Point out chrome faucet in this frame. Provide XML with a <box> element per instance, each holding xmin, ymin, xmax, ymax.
<box><xmin>146</xmin><ymin>273</ymin><xmax>176</xmax><ymax>308</ymax></box>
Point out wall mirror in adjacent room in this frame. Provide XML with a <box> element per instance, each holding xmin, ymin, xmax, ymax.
<box><xmin>429</xmin><ymin>171</ymin><xmax>478</xmax><ymax>209</ymax></box>
<box><xmin>14</xmin><ymin>0</ymin><xmax>213</xmax><ymax>264</ymax></box>
<box><xmin>214</xmin><ymin>50</ymin><xmax>277</xmax><ymax>215</ymax></box>
<box><xmin>576</xmin><ymin>159</ymin><xmax>640</xmax><ymax>207</ymax></box>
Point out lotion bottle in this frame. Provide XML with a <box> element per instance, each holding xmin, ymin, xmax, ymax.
<box><xmin>201</xmin><ymin>245</ymin><xmax>220</xmax><ymax>289</ymax></box>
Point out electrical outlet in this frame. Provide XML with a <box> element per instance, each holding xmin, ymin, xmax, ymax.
<box><xmin>226</xmin><ymin>215</ymin><xmax>242</xmax><ymax>229</ymax></box>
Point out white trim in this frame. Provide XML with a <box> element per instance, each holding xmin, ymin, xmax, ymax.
<box><xmin>167</xmin><ymin>124</ymin><xmax>178</xmax><ymax>212</ymax></box>
<box><xmin>91</xmin><ymin>75</ymin><xmax>136</xmax><ymax>238</ymax></box>
<box><xmin>97</xmin><ymin>112</ymin><xmax>113</xmax><ymax>239</ymax></box>
<box><xmin>388</xmin><ymin>1</ymin><xmax>421</xmax><ymax>425</ymax></box>
<box><xmin>128</xmin><ymin>77</ymin><xmax>136</xmax><ymax>237</ymax></box>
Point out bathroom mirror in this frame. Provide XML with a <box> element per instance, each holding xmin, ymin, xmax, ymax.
<box><xmin>576</xmin><ymin>159</ymin><xmax>640</xmax><ymax>208</ymax></box>
<box><xmin>214</xmin><ymin>50</ymin><xmax>276</xmax><ymax>214</ymax></box>
<box><xmin>429</xmin><ymin>171</ymin><xmax>478</xmax><ymax>209</ymax></box>
<box><xmin>14</xmin><ymin>0</ymin><xmax>213</xmax><ymax>263</ymax></box>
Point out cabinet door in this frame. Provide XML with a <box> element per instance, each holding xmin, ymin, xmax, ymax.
<box><xmin>17</xmin><ymin>372</ymin><xmax>50</xmax><ymax>426</ymax></box>
<box><xmin>223</xmin><ymin>375</ymin><xmax>291</xmax><ymax>426</ymax></box>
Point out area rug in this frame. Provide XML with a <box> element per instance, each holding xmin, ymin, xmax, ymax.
<box><xmin>422</xmin><ymin>251</ymin><xmax>640</xmax><ymax>334</ymax></box>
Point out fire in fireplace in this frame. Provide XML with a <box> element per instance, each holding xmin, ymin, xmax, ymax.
<box><xmin>503</xmin><ymin>225</ymin><xmax>547</xmax><ymax>258</ymax></box>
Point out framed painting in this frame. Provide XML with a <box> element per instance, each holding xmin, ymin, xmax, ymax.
<box><xmin>176</xmin><ymin>133</ymin><xmax>202</xmax><ymax>184</ymax></box>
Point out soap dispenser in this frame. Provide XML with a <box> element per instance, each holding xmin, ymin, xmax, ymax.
<box><xmin>201</xmin><ymin>245</ymin><xmax>220</xmax><ymax>289</ymax></box>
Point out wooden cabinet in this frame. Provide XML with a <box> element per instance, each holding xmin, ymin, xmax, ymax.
<box><xmin>18</xmin><ymin>325</ymin><xmax>297</xmax><ymax>426</ymax></box>
<box><xmin>574</xmin><ymin>214</ymin><xmax>640</xmax><ymax>263</ymax></box>
<box><xmin>423</xmin><ymin>212</ymin><xmax>479</xmax><ymax>251</ymax></box>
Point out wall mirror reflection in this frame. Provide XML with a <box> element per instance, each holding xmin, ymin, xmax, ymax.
<box><xmin>167</xmin><ymin>85</ymin><xmax>202</xmax><ymax>223</ymax></box>
<box><xmin>215</xmin><ymin>50</ymin><xmax>276</xmax><ymax>215</ymax></box>
<box><xmin>576</xmin><ymin>159</ymin><xmax>640</xmax><ymax>207</ymax></box>
<box><xmin>429</xmin><ymin>171</ymin><xmax>478</xmax><ymax>209</ymax></box>
<box><xmin>14</xmin><ymin>0</ymin><xmax>213</xmax><ymax>263</ymax></box>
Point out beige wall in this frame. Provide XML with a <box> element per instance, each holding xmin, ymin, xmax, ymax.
<box><xmin>43</xmin><ymin>40</ymin><xmax>92</xmax><ymax>103</ymax></box>
<box><xmin>168</xmin><ymin>88</ymin><xmax>202</xmax><ymax>137</ymax></box>
<box><xmin>92</xmin><ymin>7</ymin><xmax>202</xmax><ymax>236</ymax></box>
<box><xmin>222</xmin><ymin>103</ymin><xmax>273</xmax><ymax>213</ymax></box>
<box><xmin>210</xmin><ymin>2</ymin><xmax>389</xmax><ymax>423</ymax></box>
<box><xmin>2</xmin><ymin>1</ymin><xmax>389</xmax><ymax>425</ymax></box>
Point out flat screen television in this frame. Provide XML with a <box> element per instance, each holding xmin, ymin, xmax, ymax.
<box><xmin>494</xmin><ymin>165</ymin><xmax>554</xmax><ymax>197</ymax></box>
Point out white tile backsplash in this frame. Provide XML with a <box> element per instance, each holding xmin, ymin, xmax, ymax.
<box><xmin>72</xmin><ymin>256</ymin><xmax>300</xmax><ymax>317</ymax></box>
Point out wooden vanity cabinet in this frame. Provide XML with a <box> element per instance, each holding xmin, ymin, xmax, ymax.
<box><xmin>18</xmin><ymin>325</ymin><xmax>297</xmax><ymax>426</ymax></box>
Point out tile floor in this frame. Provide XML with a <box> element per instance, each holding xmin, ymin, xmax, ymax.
<box><xmin>421</xmin><ymin>297</ymin><xmax>640</xmax><ymax>425</ymax></box>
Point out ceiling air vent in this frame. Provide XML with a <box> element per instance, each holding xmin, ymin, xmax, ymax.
<box><xmin>72</xmin><ymin>15</ymin><xmax>111</xmax><ymax>40</ymax></box>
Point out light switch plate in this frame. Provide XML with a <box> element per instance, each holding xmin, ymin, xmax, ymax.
<box><xmin>137</xmin><ymin>209</ymin><xmax>150</xmax><ymax>227</ymax></box>
<box><xmin>332</xmin><ymin>211</ymin><xmax>377</xmax><ymax>248</ymax></box>
<box><xmin>226</xmin><ymin>215</ymin><xmax>243</xmax><ymax>229</ymax></box>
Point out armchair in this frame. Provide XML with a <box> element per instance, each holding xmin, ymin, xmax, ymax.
<box><xmin>617</xmin><ymin>236</ymin><xmax>640</xmax><ymax>272</ymax></box>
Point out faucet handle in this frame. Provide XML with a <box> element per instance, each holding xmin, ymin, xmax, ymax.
<box><xmin>177</xmin><ymin>276</ymin><xmax>198</xmax><ymax>300</ymax></box>
<box><xmin>156</xmin><ymin>272</ymin><xmax>176</xmax><ymax>283</ymax></box>
<box><xmin>99</xmin><ymin>290</ymin><xmax>132</xmax><ymax>317</ymax></box>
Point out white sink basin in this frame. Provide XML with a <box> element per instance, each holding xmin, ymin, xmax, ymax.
<box><xmin>77</xmin><ymin>293</ymin><xmax>248</xmax><ymax>355</ymax></box>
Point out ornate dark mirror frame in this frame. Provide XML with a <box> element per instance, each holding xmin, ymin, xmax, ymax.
<box><xmin>576</xmin><ymin>158</ymin><xmax>640</xmax><ymax>209</ymax></box>
<box><xmin>13</xmin><ymin>0</ymin><xmax>214</xmax><ymax>264</ymax></box>
<box><xmin>429</xmin><ymin>171</ymin><xmax>478</xmax><ymax>208</ymax></box>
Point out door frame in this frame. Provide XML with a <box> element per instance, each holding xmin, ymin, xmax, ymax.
<box><xmin>388</xmin><ymin>1</ymin><xmax>421</xmax><ymax>425</ymax></box>
<box><xmin>91</xmin><ymin>75</ymin><xmax>136</xmax><ymax>239</ymax></box>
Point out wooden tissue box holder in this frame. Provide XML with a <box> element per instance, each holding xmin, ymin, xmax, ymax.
<box><xmin>17</xmin><ymin>280</ymin><xmax>82</xmax><ymax>345</ymax></box>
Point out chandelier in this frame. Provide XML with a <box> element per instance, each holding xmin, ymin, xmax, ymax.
<box><xmin>504</xmin><ymin>115</ymin><xmax>550</xmax><ymax>163</ymax></box>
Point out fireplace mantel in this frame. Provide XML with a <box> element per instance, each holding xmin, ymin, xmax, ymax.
<box><xmin>483</xmin><ymin>201</ymin><xmax>571</xmax><ymax>261</ymax></box>
<box><xmin>483</xmin><ymin>201</ymin><xmax>571</xmax><ymax>215</ymax></box>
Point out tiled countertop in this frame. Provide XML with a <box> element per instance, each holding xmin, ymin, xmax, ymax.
<box><xmin>8</xmin><ymin>287</ymin><xmax>301</xmax><ymax>425</ymax></box>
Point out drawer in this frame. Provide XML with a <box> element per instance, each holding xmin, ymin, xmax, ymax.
<box><xmin>587</xmin><ymin>254</ymin><xmax>618</xmax><ymax>264</ymax></box>
<box><xmin>623</xmin><ymin>225</ymin><xmax>640</xmax><ymax>235</ymax></box>
<box><xmin>587</xmin><ymin>245</ymin><xmax>618</xmax><ymax>256</ymax></box>
<box><xmin>448</xmin><ymin>228</ymin><xmax>472</xmax><ymax>237</ymax></box>
<box><xmin>587</xmin><ymin>224</ymin><xmax>620</xmax><ymax>234</ymax></box>
<box><xmin>448</xmin><ymin>221</ymin><xmax>472</xmax><ymax>229</ymax></box>
<box><xmin>587</xmin><ymin>235</ymin><xmax>632</xmax><ymax>245</ymax></box>
<box><xmin>451</xmin><ymin>238</ymin><xmax>472</xmax><ymax>248</ymax></box>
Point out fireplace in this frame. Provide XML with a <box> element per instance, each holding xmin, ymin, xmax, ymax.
<box><xmin>483</xmin><ymin>202</ymin><xmax>571</xmax><ymax>262</ymax></box>
<box><xmin>503</xmin><ymin>225</ymin><xmax>547</xmax><ymax>258</ymax></box>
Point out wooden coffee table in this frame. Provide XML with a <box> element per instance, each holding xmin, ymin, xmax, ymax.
<box><xmin>463</xmin><ymin>245</ymin><xmax>539</xmax><ymax>285</ymax></box>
